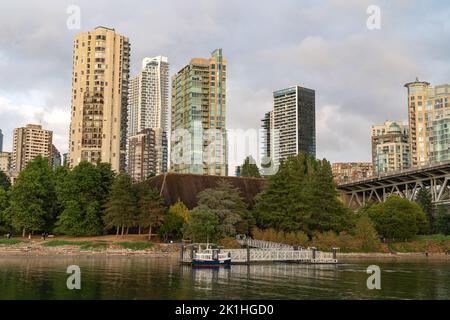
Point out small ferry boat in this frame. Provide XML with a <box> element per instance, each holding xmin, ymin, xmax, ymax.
<box><xmin>192</xmin><ymin>247</ymin><xmax>231</xmax><ymax>267</ymax></box>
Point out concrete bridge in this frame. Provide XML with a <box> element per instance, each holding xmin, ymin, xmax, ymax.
<box><xmin>337</xmin><ymin>161</ymin><xmax>450</xmax><ymax>209</ymax></box>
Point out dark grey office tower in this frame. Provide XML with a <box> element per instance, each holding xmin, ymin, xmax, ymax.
<box><xmin>261</xmin><ymin>111</ymin><xmax>272</xmax><ymax>159</ymax></box>
<box><xmin>272</xmin><ymin>86</ymin><xmax>315</xmax><ymax>164</ymax></box>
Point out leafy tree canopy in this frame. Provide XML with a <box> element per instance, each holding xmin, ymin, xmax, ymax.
<box><xmin>241</xmin><ymin>156</ymin><xmax>261</xmax><ymax>178</ymax></box>
<box><xmin>104</xmin><ymin>173</ymin><xmax>136</xmax><ymax>234</ymax></box>
<box><xmin>255</xmin><ymin>153</ymin><xmax>354</xmax><ymax>236</ymax></box>
<box><xmin>196</xmin><ymin>180</ymin><xmax>251</xmax><ymax>237</ymax></box>
<box><xmin>433</xmin><ymin>205</ymin><xmax>450</xmax><ymax>235</ymax></box>
<box><xmin>9</xmin><ymin>156</ymin><xmax>57</xmax><ymax>235</ymax></box>
<box><xmin>366</xmin><ymin>195</ymin><xmax>429</xmax><ymax>240</ymax></box>
<box><xmin>0</xmin><ymin>171</ymin><xmax>11</xmax><ymax>191</ymax></box>
<box><xmin>415</xmin><ymin>187</ymin><xmax>433</xmax><ymax>231</ymax></box>
<box><xmin>134</xmin><ymin>183</ymin><xmax>166</xmax><ymax>240</ymax></box>
<box><xmin>183</xmin><ymin>207</ymin><xmax>219</xmax><ymax>243</ymax></box>
<box><xmin>169</xmin><ymin>200</ymin><xmax>190</xmax><ymax>223</ymax></box>
<box><xmin>55</xmin><ymin>161</ymin><xmax>113</xmax><ymax>236</ymax></box>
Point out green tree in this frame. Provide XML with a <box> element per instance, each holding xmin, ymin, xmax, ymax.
<box><xmin>183</xmin><ymin>207</ymin><xmax>219</xmax><ymax>243</ymax></box>
<box><xmin>135</xmin><ymin>185</ymin><xmax>165</xmax><ymax>240</ymax></box>
<box><xmin>0</xmin><ymin>170</ymin><xmax>11</xmax><ymax>191</ymax></box>
<box><xmin>159</xmin><ymin>212</ymin><xmax>184</xmax><ymax>242</ymax></box>
<box><xmin>355</xmin><ymin>214</ymin><xmax>380</xmax><ymax>251</ymax></box>
<box><xmin>0</xmin><ymin>187</ymin><xmax>8</xmax><ymax>214</ymax></box>
<box><xmin>367</xmin><ymin>195</ymin><xmax>429</xmax><ymax>240</ymax></box>
<box><xmin>240</xmin><ymin>156</ymin><xmax>261</xmax><ymax>178</ymax></box>
<box><xmin>433</xmin><ymin>205</ymin><xmax>450</xmax><ymax>235</ymax></box>
<box><xmin>305</xmin><ymin>159</ymin><xmax>355</xmax><ymax>234</ymax></box>
<box><xmin>9</xmin><ymin>156</ymin><xmax>57</xmax><ymax>236</ymax></box>
<box><xmin>54</xmin><ymin>166</ymin><xmax>69</xmax><ymax>215</ymax></box>
<box><xmin>104</xmin><ymin>173</ymin><xmax>136</xmax><ymax>237</ymax></box>
<box><xmin>415</xmin><ymin>187</ymin><xmax>433</xmax><ymax>231</ymax></box>
<box><xmin>0</xmin><ymin>187</ymin><xmax>10</xmax><ymax>232</ymax></box>
<box><xmin>55</xmin><ymin>161</ymin><xmax>111</xmax><ymax>236</ymax></box>
<box><xmin>255</xmin><ymin>153</ymin><xmax>353</xmax><ymax>236</ymax></box>
<box><xmin>196</xmin><ymin>180</ymin><xmax>251</xmax><ymax>237</ymax></box>
<box><xmin>96</xmin><ymin>162</ymin><xmax>116</xmax><ymax>208</ymax></box>
<box><xmin>168</xmin><ymin>200</ymin><xmax>190</xmax><ymax>223</ymax></box>
<box><xmin>255</xmin><ymin>157</ymin><xmax>305</xmax><ymax>232</ymax></box>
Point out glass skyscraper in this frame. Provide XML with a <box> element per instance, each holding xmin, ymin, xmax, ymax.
<box><xmin>271</xmin><ymin>86</ymin><xmax>316</xmax><ymax>165</ymax></box>
<box><xmin>170</xmin><ymin>49</ymin><xmax>228</xmax><ymax>176</ymax></box>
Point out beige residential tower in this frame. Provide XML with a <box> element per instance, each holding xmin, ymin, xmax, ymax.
<box><xmin>12</xmin><ymin>124</ymin><xmax>53</xmax><ymax>172</ymax></box>
<box><xmin>68</xmin><ymin>26</ymin><xmax>130</xmax><ymax>172</ymax></box>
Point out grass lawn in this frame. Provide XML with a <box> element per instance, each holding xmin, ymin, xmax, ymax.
<box><xmin>0</xmin><ymin>239</ymin><xmax>25</xmax><ymax>245</ymax></box>
<box><xmin>42</xmin><ymin>240</ymin><xmax>108</xmax><ymax>250</ymax></box>
<box><xmin>114</xmin><ymin>242</ymin><xmax>154</xmax><ymax>251</ymax></box>
<box><xmin>41</xmin><ymin>240</ymin><xmax>91</xmax><ymax>247</ymax></box>
<box><xmin>415</xmin><ymin>234</ymin><xmax>450</xmax><ymax>241</ymax></box>
<box><xmin>79</xmin><ymin>242</ymin><xmax>108</xmax><ymax>251</ymax></box>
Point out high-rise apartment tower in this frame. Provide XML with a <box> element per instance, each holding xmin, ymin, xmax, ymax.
<box><xmin>128</xmin><ymin>56</ymin><xmax>169</xmax><ymax>175</ymax></box>
<box><xmin>405</xmin><ymin>78</ymin><xmax>450</xmax><ymax>166</ymax></box>
<box><xmin>371</xmin><ymin>121</ymin><xmax>411</xmax><ymax>174</ymax></box>
<box><xmin>68</xmin><ymin>26</ymin><xmax>130</xmax><ymax>172</ymax></box>
<box><xmin>171</xmin><ymin>49</ymin><xmax>228</xmax><ymax>176</ymax></box>
<box><xmin>12</xmin><ymin>124</ymin><xmax>53</xmax><ymax>172</ymax></box>
<box><xmin>272</xmin><ymin>86</ymin><xmax>315</xmax><ymax>165</ymax></box>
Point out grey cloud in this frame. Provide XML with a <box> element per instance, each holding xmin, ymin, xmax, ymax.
<box><xmin>0</xmin><ymin>0</ymin><xmax>449</xmax><ymax>167</ymax></box>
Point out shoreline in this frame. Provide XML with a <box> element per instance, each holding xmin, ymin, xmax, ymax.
<box><xmin>0</xmin><ymin>238</ymin><xmax>180</xmax><ymax>257</ymax></box>
<box><xmin>338</xmin><ymin>252</ymin><xmax>450</xmax><ymax>260</ymax></box>
<box><xmin>1</xmin><ymin>241</ymin><xmax>449</xmax><ymax>260</ymax></box>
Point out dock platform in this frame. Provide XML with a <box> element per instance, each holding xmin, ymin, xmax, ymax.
<box><xmin>180</xmin><ymin>240</ymin><xmax>338</xmax><ymax>265</ymax></box>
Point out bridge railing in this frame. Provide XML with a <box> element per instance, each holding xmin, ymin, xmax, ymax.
<box><xmin>338</xmin><ymin>160</ymin><xmax>450</xmax><ymax>186</ymax></box>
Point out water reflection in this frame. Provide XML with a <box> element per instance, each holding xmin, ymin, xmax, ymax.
<box><xmin>0</xmin><ymin>256</ymin><xmax>448</xmax><ymax>300</ymax></box>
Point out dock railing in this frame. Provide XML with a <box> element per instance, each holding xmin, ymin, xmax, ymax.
<box><xmin>180</xmin><ymin>245</ymin><xmax>338</xmax><ymax>265</ymax></box>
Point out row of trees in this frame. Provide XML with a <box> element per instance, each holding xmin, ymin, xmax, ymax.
<box><xmin>0</xmin><ymin>157</ymin><xmax>168</xmax><ymax>238</ymax></box>
<box><xmin>1</xmin><ymin>153</ymin><xmax>449</xmax><ymax>242</ymax></box>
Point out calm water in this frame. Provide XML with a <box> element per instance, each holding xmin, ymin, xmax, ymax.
<box><xmin>0</xmin><ymin>256</ymin><xmax>449</xmax><ymax>300</ymax></box>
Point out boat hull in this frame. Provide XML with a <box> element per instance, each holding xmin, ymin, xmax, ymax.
<box><xmin>192</xmin><ymin>259</ymin><xmax>231</xmax><ymax>267</ymax></box>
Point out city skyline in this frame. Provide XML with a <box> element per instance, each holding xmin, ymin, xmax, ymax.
<box><xmin>1</xmin><ymin>1</ymin><xmax>450</xmax><ymax>171</ymax></box>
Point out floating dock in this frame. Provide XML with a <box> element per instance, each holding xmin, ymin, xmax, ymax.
<box><xmin>180</xmin><ymin>240</ymin><xmax>338</xmax><ymax>265</ymax></box>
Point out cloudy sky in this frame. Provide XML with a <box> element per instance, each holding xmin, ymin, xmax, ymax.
<box><xmin>1</xmin><ymin>0</ymin><xmax>449</xmax><ymax>170</ymax></box>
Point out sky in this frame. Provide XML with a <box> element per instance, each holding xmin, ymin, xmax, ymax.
<box><xmin>1</xmin><ymin>0</ymin><xmax>450</xmax><ymax>170</ymax></box>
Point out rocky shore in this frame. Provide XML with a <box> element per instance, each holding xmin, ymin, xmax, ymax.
<box><xmin>0</xmin><ymin>241</ymin><xmax>180</xmax><ymax>257</ymax></box>
<box><xmin>338</xmin><ymin>252</ymin><xmax>450</xmax><ymax>260</ymax></box>
<box><xmin>2</xmin><ymin>241</ymin><xmax>449</xmax><ymax>260</ymax></box>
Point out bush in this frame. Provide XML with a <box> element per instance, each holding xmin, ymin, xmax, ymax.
<box><xmin>310</xmin><ymin>231</ymin><xmax>376</xmax><ymax>252</ymax></box>
<box><xmin>219</xmin><ymin>237</ymin><xmax>241</xmax><ymax>249</ymax></box>
<box><xmin>367</xmin><ymin>196</ymin><xmax>429</xmax><ymax>240</ymax></box>
<box><xmin>354</xmin><ymin>214</ymin><xmax>381</xmax><ymax>252</ymax></box>
<box><xmin>252</xmin><ymin>228</ymin><xmax>309</xmax><ymax>246</ymax></box>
